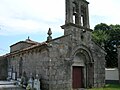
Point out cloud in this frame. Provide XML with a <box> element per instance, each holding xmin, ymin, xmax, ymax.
<box><xmin>0</xmin><ymin>0</ymin><xmax>65</xmax><ymax>36</ymax></box>
<box><xmin>89</xmin><ymin>0</ymin><xmax>115</xmax><ymax>16</ymax></box>
<box><xmin>0</xmin><ymin>0</ymin><xmax>120</xmax><ymax>35</ymax></box>
<box><xmin>88</xmin><ymin>0</ymin><xmax>120</xmax><ymax>28</ymax></box>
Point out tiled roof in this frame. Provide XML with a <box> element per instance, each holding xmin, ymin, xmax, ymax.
<box><xmin>6</xmin><ymin>42</ymin><xmax>48</xmax><ymax>56</ymax></box>
<box><xmin>10</xmin><ymin>38</ymin><xmax>39</xmax><ymax>47</ymax></box>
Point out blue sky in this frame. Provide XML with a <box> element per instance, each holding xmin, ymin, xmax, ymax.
<box><xmin>0</xmin><ymin>0</ymin><xmax>120</xmax><ymax>55</ymax></box>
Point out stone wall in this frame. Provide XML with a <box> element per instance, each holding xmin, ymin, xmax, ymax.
<box><xmin>7</xmin><ymin>34</ymin><xmax>106</xmax><ymax>90</ymax></box>
<box><xmin>0</xmin><ymin>56</ymin><xmax>8</xmax><ymax>80</ymax></box>
<box><xmin>8</xmin><ymin>36</ymin><xmax>73</xmax><ymax>90</ymax></box>
<box><xmin>7</xmin><ymin>36</ymin><xmax>106</xmax><ymax>90</ymax></box>
<box><xmin>90</xmin><ymin>41</ymin><xmax>106</xmax><ymax>87</ymax></box>
<box><xmin>105</xmin><ymin>68</ymin><xmax>119</xmax><ymax>84</ymax></box>
<box><xmin>48</xmin><ymin>37</ymin><xmax>72</xmax><ymax>90</ymax></box>
<box><xmin>117</xmin><ymin>47</ymin><xmax>120</xmax><ymax>83</ymax></box>
<box><xmin>8</xmin><ymin>46</ymin><xmax>50</xmax><ymax>90</ymax></box>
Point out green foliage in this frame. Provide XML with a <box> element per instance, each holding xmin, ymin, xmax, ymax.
<box><xmin>92</xmin><ymin>23</ymin><xmax>120</xmax><ymax>68</ymax></box>
<box><xmin>109</xmin><ymin>25</ymin><xmax>120</xmax><ymax>42</ymax></box>
<box><xmin>92</xmin><ymin>30</ymin><xmax>110</xmax><ymax>46</ymax></box>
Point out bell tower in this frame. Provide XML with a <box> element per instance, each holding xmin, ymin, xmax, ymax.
<box><xmin>61</xmin><ymin>0</ymin><xmax>91</xmax><ymax>36</ymax></box>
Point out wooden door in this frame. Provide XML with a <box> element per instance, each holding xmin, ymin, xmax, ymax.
<box><xmin>72</xmin><ymin>66</ymin><xmax>84</xmax><ymax>89</ymax></box>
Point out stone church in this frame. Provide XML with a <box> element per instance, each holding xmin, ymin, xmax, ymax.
<box><xmin>0</xmin><ymin>0</ymin><xmax>106</xmax><ymax>89</ymax></box>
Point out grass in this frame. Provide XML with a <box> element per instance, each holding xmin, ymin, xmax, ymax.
<box><xmin>88</xmin><ymin>84</ymin><xmax>120</xmax><ymax>90</ymax></box>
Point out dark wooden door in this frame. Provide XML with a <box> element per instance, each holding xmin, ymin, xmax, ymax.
<box><xmin>72</xmin><ymin>66</ymin><xmax>84</xmax><ymax>89</ymax></box>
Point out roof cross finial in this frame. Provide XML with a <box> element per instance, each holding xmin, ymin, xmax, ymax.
<box><xmin>26</xmin><ymin>36</ymin><xmax>31</xmax><ymax>41</ymax></box>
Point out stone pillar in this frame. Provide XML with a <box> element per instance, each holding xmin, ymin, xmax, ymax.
<box><xmin>65</xmin><ymin>0</ymin><xmax>73</xmax><ymax>24</ymax></box>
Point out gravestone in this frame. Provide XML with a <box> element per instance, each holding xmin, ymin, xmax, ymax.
<box><xmin>7</xmin><ymin>67</ymin><xmax>13</xmax><ymax>80</ymax></box>
<box><xmin>12</xmin><ymin>72</ymin><xmax>17</xmax><ymax>80</ymax></box>
<box><xmin>17</xmin><ymin>78</ymin><xmax>21</xmax><ymax>85</ymax></box>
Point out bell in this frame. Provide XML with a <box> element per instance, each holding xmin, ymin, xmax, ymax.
<box><xmin>73</xmin><ymin>11</ymin><xmax>77</xmax><ymax>15</ymax></box>
<box><xmin>73</xmin><ymin>7</ymin><xmax>77</xmax><ymax>15</ymax></box>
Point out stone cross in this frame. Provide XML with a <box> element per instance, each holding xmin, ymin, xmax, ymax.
<box><xmin>34</xmin><ymin>74</ymin><xmax>40</xmax><ymax>90</ymax></box>
<box><xmin>27</xmin><ymin>73</ymin><xmax>34</xmax><ymax>89</ymax></box>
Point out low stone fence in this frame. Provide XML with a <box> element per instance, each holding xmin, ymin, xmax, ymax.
<box><xmin>0</xmin><ymin>87</ymin><xmax>25</xmax><ymax>90</ymax></box>
<box><xmin>105</xmin><ymin>68</ymin><xmax>119</xmax><ymax>84</ymax></box>
<box><xmin>0</xmin><ymin>81</ymin><xmax>25</xmax><ymax>90</ymax></box>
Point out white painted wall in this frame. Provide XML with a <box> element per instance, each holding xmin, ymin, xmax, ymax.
<box><xmin>105</xmin><ymin>68</ymin><xmax>119</xmax><ymax>80</ymax></box>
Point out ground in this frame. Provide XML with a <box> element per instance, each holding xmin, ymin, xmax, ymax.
<box><xmin>89</xmin><ymin>84</ymin><xmax>120</xmax><ymax>90</ymax></box>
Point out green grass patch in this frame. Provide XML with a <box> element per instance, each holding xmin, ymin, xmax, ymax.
<box><xmin>89</xmin><ymin>84</ymin><xmax>120</xmax><ymax>90</ymax></box>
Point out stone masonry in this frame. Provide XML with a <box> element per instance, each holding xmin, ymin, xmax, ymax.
<box><xmin>0</xmin><ymin>0</ymin><xmax>106</xmax><ymax>90</ymax></box>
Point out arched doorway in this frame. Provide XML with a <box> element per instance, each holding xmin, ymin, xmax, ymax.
<box><xmin>72</xmin><ymin>49</ymin><xmax>94</xmax><ymax>89</ymax></box>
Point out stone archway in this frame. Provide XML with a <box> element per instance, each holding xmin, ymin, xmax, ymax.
<box><xmin>72</xmin><ymin>48</ymin><xmax>94</xmax><ymax>89</ymax></box>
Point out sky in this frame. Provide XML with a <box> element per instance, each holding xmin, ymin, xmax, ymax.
<box><xmin>0</xmin><ymin>0</ymin><xmax>120</xmax><ymax>55</ymax></box>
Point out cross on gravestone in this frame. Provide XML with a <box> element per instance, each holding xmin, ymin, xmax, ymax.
<box><xmin>27</xmin><ymin>73</ymin><xmax>34</xmax><ymax>89</ymax></box>
<box><xmin>34</xmin><ymin>74</ymin><xmax>41</xmax><ymax>90</ymax></box>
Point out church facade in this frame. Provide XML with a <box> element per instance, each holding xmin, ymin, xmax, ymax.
<box><xmin>0</xmin><ymin>0</ymin><xmax>106</xmax><ymax>90</ymax></box>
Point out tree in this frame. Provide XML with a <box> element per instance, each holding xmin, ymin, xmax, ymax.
<box><xmin>94</xmin><ymin>23</ymin><xmax>110</xmax><ymax>31</ymax></box>
<box><xmin>92</xmin><ymin>30</ymin><xmax>110</xmax><ymax>46</ymax></box>
<box><xmin>92</xmin><ymin>23</ymin><xmax>120</xmax><ymax>68</ymax></box>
